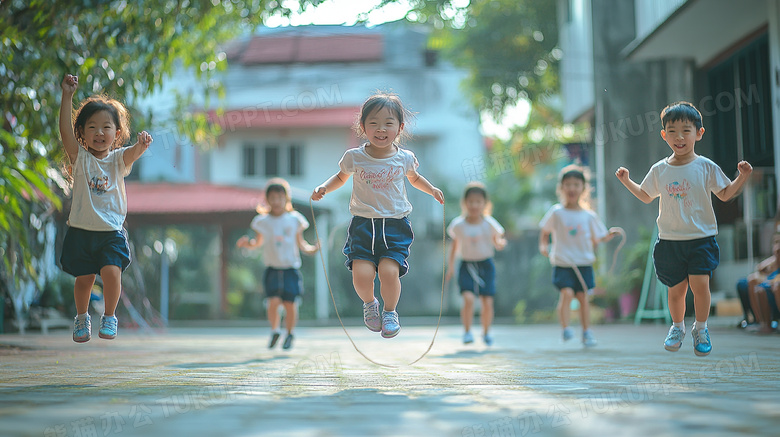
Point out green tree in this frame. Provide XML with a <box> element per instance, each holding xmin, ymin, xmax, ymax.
<box><xmin>0</xmin><ymin>0</ymin><xmax>327</xmax><ymax>321</ymax></box>
<box><xmin>404</xmin><ymin>0</ymin><xmax>560</xmax><ymax>119</ymax></box>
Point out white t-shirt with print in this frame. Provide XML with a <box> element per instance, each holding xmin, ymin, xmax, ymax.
<box><xmin>447</xmin><ymin>215</ymin><xmax>505</xmax><ymax>261</ymax></box>
<box><xmin>68</xmin><ymin>146</ymin><xmax>132</xmax><ymax>231</ymax></box>
<box><xmin>338</xmin><ymin>144</ymin><xmax>418</xmax><ymax>219</ymax></box>
<box><xmin>640</xmin><ymin>156</ymin><xmax>731</xmax><ymax>240</ymax></box>
<box><xmin>250</xmin><ymin>210</ymin><xmax>309</xmax><ymax>269</ymax></box>
<box><xmin>539</xmin><ymin>204</ymin><xmax>608</xmax><ymax>267</ymax></box>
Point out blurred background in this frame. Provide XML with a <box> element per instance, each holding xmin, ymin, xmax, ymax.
<box><xmin>2</xmin><ymin>0</ymin><xmax>778</xmax><ymax>333</ymax></box>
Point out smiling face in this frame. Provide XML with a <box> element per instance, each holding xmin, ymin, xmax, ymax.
<box><xmin>266</xmin><ymin>190</ymin><xmax>288</xmax><ymax>216</ymax></box>
<box><xmin>81</xmin><ymin>110</ymin><xmax>119</xmax><ymax>158</ymax></box>
<box><xmin>661</xmin><ymin>119</ymin><xmax>704</xmax><ymax>162</ymax></box>
<box><xmin>464</xmin><ymin>191</ymin><xmax>487</xmax><ymax>219</ymax></box>
<box><xmin>560</xmin><ymin>176</ymin><xmax>585</xmax><ymax>207</ymax></box>
<box><xmin>362</xmin><ymin>106</ymin><xmax>403</xmax><ymax>155</ymax></box>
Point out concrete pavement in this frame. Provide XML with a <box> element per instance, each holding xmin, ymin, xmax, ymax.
<box><xmin>1</xmin><ymin>319</ymin><xmax>779</xmax><ymax>436</ymax></box>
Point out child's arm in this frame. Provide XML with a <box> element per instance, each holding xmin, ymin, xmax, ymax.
<box><xmin>296</xmin><ymin>229</ymin><xmax>320</xmax><ymax>255</ymax></box>
<box><xmin>312</xmin><ymin>171</ymin><xmax>349</xmax><ymax>201</ymax></box>
<box><xmin>236</xmin><ymin>232</ymin><xmax>264</xmax><ymax>249</ymax></box>
<box><xmin>757</xmin><ymin>255</ymin><xmax>777</xmax><ymax>275</ymax></box>
<box><xmin>445</xmin><ymin>238</ymin><xmax>459</xmax><ymax>283</ymax></box>
<box><xmin>715</xmin><ymin>161</ymin><xmax>753</xmax><ymax>202</ymax></box>
<box><xmin>406</xmin><ymin>169</ymin><xmax>444</xmax><ymax>204</ymax></box>
<box><xmin>538</xmin><ymin>229</ymin><xmax>551</xmax><ymax>257</ymax></box>
<box><xmin>123</xmin><ymin>131</ymin><xmax>153</xmax><ymax>167</ymax></box>
<box><xmin>59</xmin><ymin>74</ymin><xmax>80</xmax><ymax>164</ymax></box>
<box><xmin>615</xmin><ymin>167</ymin><xmax>654</xmax><ymax>204</ymax></box>
<box><xmin>596</xmin><ymin>229</ymin><xmax>621</xmax><ymax>244</ymax></box>
<box><xmin>493</xmin><ymin>233</ymin><xmax>507</xmax><ymax>251</ymax></box>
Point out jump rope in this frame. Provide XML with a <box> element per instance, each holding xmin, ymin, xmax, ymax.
<box><xmin>561</xmin><ymin>227</ymin><xmax>627</xmax><ymax>294</ymax></box>
<box><xmin>309</xmin><ymin>198</ymin><xmax>446</xmax><ymax>368</ymax></box>
<box><xmin>310</xmin><ymin>197</ymin><xmax>626</xmax><ymax>367</ymax></box>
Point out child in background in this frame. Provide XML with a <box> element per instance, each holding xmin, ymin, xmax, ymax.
<box><xmin>446</xmin><ymin>182</ymin><xmax>506</xmax><ymax>346</ymax></box>
<box><xmin>616</xmin><ymin>101</ymin><xmax>752</xmax><ymax>356</ymax></box>
<box><xmin>540</xmin><ymin>165</ymin><xmax>617</xmax><ymax>347</ymax></box>
<box><xmin>237</xmin><ymin>178</ymin><xmax>319</xmax><ymax>350</ymax></box>
<box><xmin>59</xmin><ymin>74</ymin><xmax>152</xmax><ymax>342</ymax></box>
<box><xmin>311</xmin><ymin>92</ymin><xmax>444</xmax><ymax>339</ymax></box>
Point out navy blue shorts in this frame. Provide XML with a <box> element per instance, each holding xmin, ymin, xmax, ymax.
<box><xmin>264</xmin><ymin>267</ymin><xmax>303</xmax><ymax>303</ymax></box>
<box><xmin>653</xmin><ymin>237</ymin><xmax>719</xmax><ymax>287</ymax></box>
<box><xmin>552</xmin><ymin>266</ymin><xmax>594</xmax><ymax>293</ymax></box>
<box><xmin>343</xmin><ymin>216</ymin><xmax>414</xmax><ymax>277</ymax></box>
<box><xmin>60</xmin><ymin>226</ymin><xmax>131</xmax><ymax>277</ymax></box>
<box><xmin>459</xmin><ymin>259</ymin><xmax>496</xmax><ymax>296</ymax></box>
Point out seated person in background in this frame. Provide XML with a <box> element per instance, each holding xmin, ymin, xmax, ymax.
<box><xmin>737</xmin><ymin>254</ymin><xmax>776</xmax><ymax>328</ymax></box>
<box><xmin>749</xmin><ymin>234</ymin><xmax>780</xmax><ymax>334</ymax></box>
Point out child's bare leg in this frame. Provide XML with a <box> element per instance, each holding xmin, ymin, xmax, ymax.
<box><xmin>754</xmin><ymin>287</ymin><xmax>774</xmax><ymax>333</ymax></box>
<box><xmin>748</xmin><ymin>276</ymin><xmax>762</xmax><ymax>324</ymax></box>
<box><xmin>461</xmin><ymin>291</ymin><xmax>475</xmax><ymax>332</ymax></box>
<box><xmin>667</xmin><ymin>279</ymin><xmax>689</xmax><ymax>323</ymax></box>
<box><xmin>557</xmin><ymin>288</ymin><xmax>574</xmax><ymax>328</ymax></box>
<box><xmin>282</xmin><ymin>300</ymin><xmax>297</xmax><ymax>333</ymax></box>
<box><xmin>377</xmin><ymin>258</ymin><xmax>401</xmax><ymax>311</ymax></box>
<box><xmin>74</xmin><ymin>274</ymin><xmax>97</xmax><ymax>315</ymax></box>
<box><xmin>99</xmin><ymin>265</ymin><xmax>122</xmax><ymax>316</ymax></box>
<box><xmin>267</xmin><ymin>297</ymin><xmax>282</xmax><ymax>331</ymax></box>
<box><xmin>688</xmin><ymin>274</ymin><xmax>711</xmax><ymax>327</ymax></box>
<box><xmin>352</xmin><ymin>260</ymin><xmax>377</xmax><ymax>303</ymax></box>
<box><xmin>576</xmin><ymin>292</ymin><xmax>590</xmax><ymax>331</ymax></box>
<box><xmin>480</xmin><ymin>295</ymin><xmax>494</xmax><ymax>334</ymax></box>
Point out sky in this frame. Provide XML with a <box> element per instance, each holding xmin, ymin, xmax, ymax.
<box><xmin>264</xmin><ymin>0</ymin><xmax>530</xmax><ymax>140</ymax></box>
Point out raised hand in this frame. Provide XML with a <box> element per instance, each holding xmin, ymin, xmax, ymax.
<box><xmin>61</xmin><ymin>74</ymin><xmax>78</xmax><ymax>94</ymax></box>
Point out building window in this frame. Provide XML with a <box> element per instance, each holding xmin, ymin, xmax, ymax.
<box><xmin>289</xmin><ymin>144</ymin><xmax>302</xmax><ymax>176</ymax></box>
<box><xmin>242</xmin><ymin>143</ymin><xmax>303</xmax><ymax>178</ymax></box>
<box><xmin>264</xmin><ymin>145</ymin><xmax>279</xmax><ymax>176</ymax></box>
<box><xmin>242</xmin><ymin>145</ymin><xmax>256</xmax><ymax>177</ymax></box>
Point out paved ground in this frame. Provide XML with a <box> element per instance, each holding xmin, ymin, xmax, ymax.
<box><xmin>1</xmin><ymin>319</ymin><xmax>779</xmax><ymax>437</ymax></box>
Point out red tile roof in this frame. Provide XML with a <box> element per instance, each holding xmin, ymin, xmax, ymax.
<box><xmin>126</xmin><ymin>183</ymin><xmax>264</xmax><ymax>215</ymax></box>
<box><xmin>238</xmin><ymin>34</ymin><xmax>383</xmax><ymax>65</ymax></box>
<box><xmin>209</xmin><ymin>106</ymin><xmax>361</xmax><ymax>130</ymax></box>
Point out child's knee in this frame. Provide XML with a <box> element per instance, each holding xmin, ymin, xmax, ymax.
<box><xmin>377</xmin><ymin>259</ymin><xmax>400</xmax><ymax>278</ymax></box>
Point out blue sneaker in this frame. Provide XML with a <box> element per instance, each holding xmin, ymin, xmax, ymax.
<box><xmin>463</xmin><ymin>331</ymin><xmax>474</xmax><ymax>344</ymax></box>
<box><xmin>98</xmin><ymin>315</ymin><xmax>118</xmax><ymax>340</ymax></box>
<box><xmin>73</xmin><ymin>314</ymin><xmax>91</xmax><ymax>343</ymax></box>
<box><xmin>663</xmin><ymin>326</ymin><xmax>685</xmax><ymax>352</ymax></box>
<box><xmin>692</xmin><ymin>327</ymin><xmax>712</xmax><ymax>356</ymax></box>
<box><xmin>381</xmin><ymin>310</ymin><xmax>400</xmax><ymax>338</ymax></box>
<box><xmin>483</xmin><ymin>333</ymin><xmax>494</xmax><ymax>346</ymax></box>
<box><xmin>562</xmin><ymin>327</ymin><xmax>574</xmax><ymax>342</ymax></box>
<box><xmin>363</xmin><ymin>299</ymin><xmax>382</xmax><ymax>332</ymax></box>
<box><xmin>582</xmin><ymin>330</ymin><xmax>597</xmax><ymax>347</ymax></box>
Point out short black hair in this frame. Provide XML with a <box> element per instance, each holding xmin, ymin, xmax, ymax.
<box><xmin>660</xmin><ymin>101</ymin><xmax>703</xmax><ymax>130</ymax></box>
<box><xmin>560</xmin><ymin>168</ymin><xmax>585</xmax><ymax>183</ymax></box>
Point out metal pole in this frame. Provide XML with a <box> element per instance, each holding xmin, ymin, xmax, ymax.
<box><xmin>160</xmin><ymin>251</ymin><xmax>169</xmax><ymax>326</ymax></box>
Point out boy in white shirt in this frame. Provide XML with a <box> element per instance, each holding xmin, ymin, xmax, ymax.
<box><xmin>616</xmin><ymin>101</ymin><xmax>752</xmax><ymax>356</ymax></box>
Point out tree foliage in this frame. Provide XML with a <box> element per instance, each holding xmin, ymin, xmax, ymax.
<box><xmin>404</xmin><ymin>0</ymin><xmax>560</xmax><ymax>119</ymax></box>
<box><xmin>0</xmin><ymin>0</ymin><xmax>325</xmax><ymax>290</ymax></box>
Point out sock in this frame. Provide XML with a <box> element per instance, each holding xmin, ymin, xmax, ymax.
<box><xmin>673</xmin><ymin>321</ymin><xmax>685</xmax><ymax>332</ymax></box>
<box><xmin>695</xmin><ymin>320</ymin><xmax>708</xmax><ymax>331</ymax></box>
<box><xmin>77</xmin><ymin>313</ymin><xmax>88</xmax><ymax>320</ymax></box>
<box><xmin>363</xmin><ymin>298</ymin><xmax>378</xmax><ymax>306</ymax></box>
